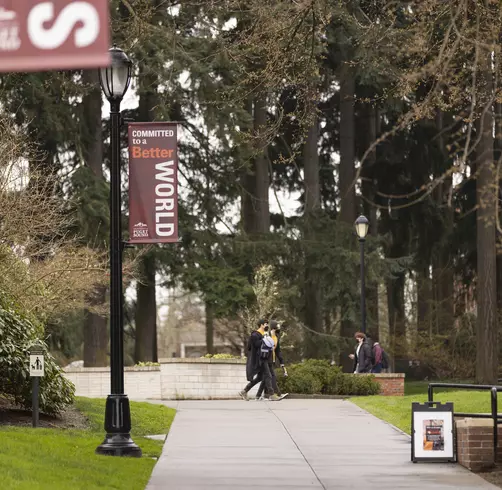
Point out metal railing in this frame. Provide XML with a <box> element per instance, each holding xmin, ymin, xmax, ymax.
<box><xmin>428</xmin><ymin>383</ymin><xmax>502</xmax><ymax>462</ymax></box>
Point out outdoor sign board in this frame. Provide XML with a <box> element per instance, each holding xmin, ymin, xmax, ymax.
<box><xmin>128</xmin><ymin>122</ymin><xmax>179</xmax><ymax>244</ymax></box>
<box><xmin>411</xmin><ymin>401</ymin><xmax>455</xmax><ymax>463</ymax></box>
<box><xmin>29</xmin><ymin>352</ymin><xmax>45</xmax><ymax>377</ymax></box>
<box><xmin>0</xmin><ymin>1</ymin><xmax>109</xmax><ymax>72</ymax></box>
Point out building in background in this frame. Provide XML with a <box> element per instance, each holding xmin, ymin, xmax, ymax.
<box><xmin>157</xmin><ymin>291</ymin><xmax>242</xmax><ymax>359</ymax></box>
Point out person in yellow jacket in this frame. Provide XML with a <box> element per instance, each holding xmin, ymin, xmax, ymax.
<box><xmin>255</xmin><ymin>320</ymin><xmax>288</xmax><ymax>400</ymax></box>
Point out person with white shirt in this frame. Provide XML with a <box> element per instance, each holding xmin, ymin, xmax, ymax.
<box><xmin>348</xmin><ymin>332</ymin><xmax>373</xmax><ymax>373</ymax></box>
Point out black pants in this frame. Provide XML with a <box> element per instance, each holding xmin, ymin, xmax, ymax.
<box><xmin>244</xmin><ymin>362</ymin><xmax>273</xmax><ymax>396</ymax></box>
<box><xmin>257</xmin><ymin>363</ymin><xmax>281</xmax><ymax>398</ymax></box>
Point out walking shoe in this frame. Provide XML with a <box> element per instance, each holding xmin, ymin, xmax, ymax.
<box><xmin>238</xmin><ymin>390</ymin><xmax>248</xmax><ymax>401</ymax></box>
<box><xmin>265</xmin><ymin>394</ymin><xmax>281</xmax><ymax>401</ymax></box>
<box><xmin>279</xmin><ymin>393</ymin><xmax>289</xmax><ymax>400</ymax></box>
<box><xmin>255</xmin><ymin>395</ymin><xmax>264</xmax><ymax>401</ymax></box>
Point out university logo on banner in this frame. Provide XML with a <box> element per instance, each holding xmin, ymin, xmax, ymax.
<box><xmin>0</xmin><ymin>1</ymin><xmax>109</xmax><ymax>72</ymax></box>
<box><xmin>128</xmin><ymin>122</ymin><xmax>179</xmax><ymax>244</ymax></box>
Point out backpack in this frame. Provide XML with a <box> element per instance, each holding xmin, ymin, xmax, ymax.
<box><xmin>381</xmin><ymin>350</ymin><xmax>390</xmax><ymax>369</ymax></box>
<box><xmin>371</xmin><ymin>345</ymin><xmax>377</xmax><ymax>365</ymax></box>
<box><xmin>371</xmin><ymin>342</ymin><xmax>380</xmax><ymax>365</ymax></box>
<box><xmin>260</xmin><ymin>335</ymin><xmax>275</xmax><ymax>360</ymax></box>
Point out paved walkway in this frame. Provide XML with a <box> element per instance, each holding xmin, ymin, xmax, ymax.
<box><xmin>146</xmin><ymin>399</ymin><xmax>498</xmax><ymax>490</ymax></box>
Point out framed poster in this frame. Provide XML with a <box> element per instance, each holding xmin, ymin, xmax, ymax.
<box><xmin>411</xmin><ymin>402</ymin><xmax>455</xmax><ymax>463</ymax></box>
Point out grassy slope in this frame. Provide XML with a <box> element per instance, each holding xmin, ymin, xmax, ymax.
<box><xmin>352</xmin><ymin>381</ymin><xmax>500</xmax><ymax>435</ymax></box>
<box><xmin>0</xmin><ymin>398</ymin><xmax>175</xmax><ymax>490</ymax></box>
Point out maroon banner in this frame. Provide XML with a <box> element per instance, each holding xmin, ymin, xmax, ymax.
<box><xmin>128</xmin><ymin>122</ymin><xmax>179</xmax><ymax>244</ymax></box>
<box><xmin>0</xmin><ymin>1</ymin><xmax>109</xmax><ymax>72</ymax></box>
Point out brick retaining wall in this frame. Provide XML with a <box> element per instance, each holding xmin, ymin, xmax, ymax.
<box><xmin>456</xmin><ymin>418</ymin><xmax>495</xmax><ymax>472</ymax></box>
<box><xmin>372</xmin><ymin>373</ymin><xmax>405</xmax><ymax>396</ymax></box>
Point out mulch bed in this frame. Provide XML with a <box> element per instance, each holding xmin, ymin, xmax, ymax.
<box><xmin>0</xmin><ymin>397</ymin><xmax>89</xmax><ymax>430</ymax></box>
<box><xmin>479</xmin><ymin>466</ymin><xmax>502</xmax><ymax>489</ymax></box>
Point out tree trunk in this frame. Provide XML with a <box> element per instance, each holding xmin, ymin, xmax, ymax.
<box><xmin>476</xmin><ymin>55</ymin><xmax>498</xmax><ymax>384</ymax></box>
<box><xmin>495</xmin><ymin>101</ymin><xmax>502</xmax><ymax>325</ymax></box>
<box><xmin>433</xmin><ymin>249</ymin><xmax>454</xmax><ymax>335</ymax></box>
<box><xmin>387</xmin><ymin>273</ymin><xmax>406</xmax><ymax>358</ymax></box>
<box><xmin>433</xmin><ymin>109</ymin><xmax>455</xmax><ymax>335</ymax></box>
<box><xmin>82</xmin><ymin>71</ymin><xmax>103</xmax><ymax>177</ymax></box>
<box><xmin>339</xmin><ymin>67</ymin><xmax>356</xmax><ymax>225</ymax></box>
<box><xmin>416</xmin><ymin>265</ymin><xmax>432</xmax><ymax>334</ymax></box>
<box><xmin>242</xmin><ymin>97</ymin><xmax>256</xmax><ymax>234</ymax></box>
<box><xmin>83</xmin><ymin>287</ymin><xmax>108</xmax><ymax>366</ymax></box>
<box><xmin>253</xmin><ymin>95</ymin><xmax>270</xmax><ymax>234</ymax></box>
<box><xmin>82</xmin><ymin>69</ymin><xmax>108</xmax><ymax>367</ymax></box>
<box><xmin>134</xmin><ymin>61</ymin><xmax>159</xmax><ymax>362</ymax></box>
<box><xmin>241</xmin><ymin>96</ymin><xmax>270</xmax><ymax>235</ymax></box>
<box><xmin>339</xmin><ymin>67</ymin><xmax>357</xmax><ymax>370</ymax></box>
<box><xmin>361</xmin><ymin>103</ymin><xmax>379</xmax><ymax>338</ymax></box>
<box><xmin>205</xmin><ymin>301</ymin><xmax>215</xmax><ymax>355</ymax></box>
<box><xmin>303</xmin><ymin>112</ymin><xmax>322</xmax><ymax>358</ymax></box>
<box><xmin>385</xmin><ymin>217</ymin><xmax>408</xmax><ymax>358</ymax></box>
<box><xmin>134</xmin><ymin>253</ymin><xmax>158</xmax><ymax>363</ymax></box>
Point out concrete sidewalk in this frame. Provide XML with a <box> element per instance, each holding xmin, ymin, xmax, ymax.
<box><xmin>146</xmin><ymin>399</ymin><xmax>498</xmax><ymax>490</ymax></box>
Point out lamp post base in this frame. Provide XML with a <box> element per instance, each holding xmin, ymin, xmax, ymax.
<box><xmin>96</xmin><ymin>433</ymin><xmax>142</xmax><ymax>457</ymax></box>
<box><xmin>95</xmin><ymin>394</ymin><xmax>142</xmax><ymax>457</ymax></box>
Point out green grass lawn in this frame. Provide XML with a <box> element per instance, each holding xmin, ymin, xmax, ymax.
<box><xmin>0</xmin><ymin>398</ymin><xmax>175</xmax><ymax>490</ymax></box>
<box><xmin>352</xmin><ymin>381</ymin><xmax>499</xmax><ymax>435</ymax></box>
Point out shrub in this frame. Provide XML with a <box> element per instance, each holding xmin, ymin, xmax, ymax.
<box><xmin>135</xmin><ymin>361</ymin><xmax>160</xmax><ymax>367</ymax></box>
<box><xmin>202</xmin><ymin>353</ymin><xmax>241</xmax><ymax>360</ymax></box>
<box><xmin>276</xmin><ymin>359</ymin><xmax>380</xmax><ymax>396</ymax></box>
<box><xmin>0</xmin><ymin>304</ymin><xmax>74</xmax><ymax>415</ymax></box>
<box><xmin>280</xmin><ymin>370</ymin><xmax>323</xmax><ymax>394</ymax></box>
<box><xmin>409</xmin><ymin>326</ymin><xmax>476</xmax><ymax>380</ymax></box>
<box><xmin>326</xmin><ymin>371</ymin><xmax>381</xmax><ymax>396</ymax></box>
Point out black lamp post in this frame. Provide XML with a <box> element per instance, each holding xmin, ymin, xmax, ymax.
<box><xmin>96</xmin><ymin>46</ymin><xmax>141</xmax><ymax>457</ymax></box>
<box><xmin>355</xmin><ymin>215</ymin><xmax>369</xmax><ymax>334</ymax></box>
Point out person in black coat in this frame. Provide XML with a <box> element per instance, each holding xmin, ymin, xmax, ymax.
<box><xmin>349</xmin><ymin>332</ymin><xmax>373</xmax><ymax>373</ymax></box>
<box><xmin>239</xmin><ymin>319</ymin><xmax>276</xmax><ymax>400</ymax></box>
<box><xmin>255</xmin><ymin>320</ymin><xmax>287</xmax><ymax>400</ymax></box>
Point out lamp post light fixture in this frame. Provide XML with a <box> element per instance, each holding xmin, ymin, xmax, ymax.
<box><xmin>355</xmin><ymin>215</ymin><xmax>369</xmax><ymax>334</ymax></box>
<box><xmin>96</xmin><ymin>46</ymin><xmax>141</xmax><ymax>457</ymax></box>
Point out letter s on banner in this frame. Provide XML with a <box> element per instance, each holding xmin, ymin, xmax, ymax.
<box><xmin>28</xmin><ymin>2</ymin><xmax>100</xmax><ymax>50</ymax></box>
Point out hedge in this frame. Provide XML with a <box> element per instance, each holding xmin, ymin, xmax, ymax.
<box><xmin>276</xmin><ymin>359</ymin><xmax>380</xmax><ymax>396</ymax></box>
<box><xmin>0</xmin><ymin>305</ymin><xmax>74</xmax><ymax>415</ymax></box>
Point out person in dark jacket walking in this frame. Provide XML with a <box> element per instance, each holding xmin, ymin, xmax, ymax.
<box><xmin>255</xmin><ymin>320</ymin><xmax>288</xmax><ymax>400</ymax></box>
<box><xmin>239</xmin><ymin>319</ymin><xmax>278</xmax><ymax>400</ymax></box>
<box><xmin>349</xmin><ymin>332</ymin><xmax>373</xmax><ymax>373</ymax></box>
<box><xmin>371</xmin><ymin>341</ymin><xmax>383</xmax><ymax>373</ymax></box>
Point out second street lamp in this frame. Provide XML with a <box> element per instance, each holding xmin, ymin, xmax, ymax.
<box><xmin>355</xmin><ymin>215</ymin><xmax>369</xmax><ymax>334</ymax></box>
<box><xmin>96</xmin><ymin>46</ymin><xmax>141</xmax><ymax>457</ymax></box>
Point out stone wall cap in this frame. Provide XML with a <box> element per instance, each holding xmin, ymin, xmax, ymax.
<box><xmin>159</xmin><ymin>357</ymin><xmax>246</xmax><ymax>364</ymax></box>
<box><xmin>456</xmin><ymin>418</ymin><xmax>493</xmax><ymax>428</ymax></box>
<box><xmin>65</xmin><ymin>367</ymin><xmax>110</xmax><ymax>372</ymax></box>
<box><xmin>64</xmin><ymin>366</ymin><xmax>160</xmax><ymax>373</ymax></box>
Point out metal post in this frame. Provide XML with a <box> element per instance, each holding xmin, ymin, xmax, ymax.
<box><xmin>360</xmin><ymin>239</ymin><xmax>366</xmax><ymax>333</ymax></box>
<box><xmin>491</xmin><ymin>387</ymin><xmax>498</xmax><ymax>463</ymax></box>
<box><xmin>428</xmin><ymin>384</ymin><xmax>434</xmax><ymax>403</ymax></box>
<box><xmin>32</xmin><ymin>377</ymin><xmax>39</xmax><ymax>428</ymax></box>
<box><xmin>96</xmin><ymin>100</ymin><xmax>141</xmax><ymax>457</ymax></box>
<box><xmin>109</xmin><ymin>100</ymin><xmax>124</xmax><ymax>396</ymax></box>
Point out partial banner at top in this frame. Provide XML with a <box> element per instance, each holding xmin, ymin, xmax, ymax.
<box><xmin>0</xmin><ymin>1</ymin><xmax>109</xmax><ymax>72</ymax></box>
<box><xmin>128</xmin><ymin>122</ymin><xmax>179</xmax><ymax>244</ymax></box>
